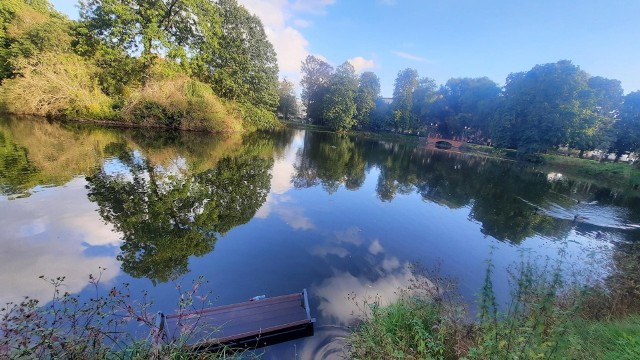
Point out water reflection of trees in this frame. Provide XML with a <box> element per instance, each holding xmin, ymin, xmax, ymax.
<box><xmin>85</xmin><ymin>131</ymin><xmax>292</xmax><ymax>283</ymax></box>
<box><xmin>0</xmin><ymin>116</ymin><xmax>119</xmax><ymax>196</ymax></box>
<box><xmin>0</xmin><ymin>115</ymin><xmax>248</xmax><ymax>196</ymax></box>
<box><xmin>293</xmin><ymin>131</ymin><xmax>639</xmax><ymax>244</ymax></box>
<box><xmin>293</xmin><ymin>133</ymin><xmax>366</xmax><ymax>193</ymax></box>
<box><xmin>0</xmin><ymin>130</ymin><xmax>38</xmax><ymax>195</ymax></box>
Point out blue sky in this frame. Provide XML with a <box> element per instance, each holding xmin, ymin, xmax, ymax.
<box><xmin>51</xmin><ymin>0</ymin><xmax>640</xmax><ymax>96</ymax></box>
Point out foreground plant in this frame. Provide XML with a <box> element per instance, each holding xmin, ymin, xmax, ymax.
<box><xmin>348</xmin><ymin>256</ymin><xmax>640</xmax><ymax>360</ymax></box>
<box><xmin>0</xmin><ymin>269</ymin><xmax>254</xmax><ymax>359</ymax></box>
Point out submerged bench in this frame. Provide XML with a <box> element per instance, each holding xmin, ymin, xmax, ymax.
<box><xmin>153</xmin><ymin>289</ymin><xmax>315</xmax><ymax>351</ymax></box>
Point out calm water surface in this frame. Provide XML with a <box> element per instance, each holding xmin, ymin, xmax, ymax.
<box><xmin>2</xmin><ymin>115</ymin><xmax>640</xmax><ymax>358</ymax></box>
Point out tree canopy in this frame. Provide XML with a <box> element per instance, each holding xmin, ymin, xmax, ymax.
<box><xmin>277</xmin><ymin>78</ymin><xmax>298</xmax><ymax>120</ymax></box>
<box><xmin>86</xmin><ymin>146</ymin><xmax>272</xmax><ymax>283</ymax></box>
<box><xmin>300</xmin><ymin>55</ymin><xmax>333</xmax><ymax>125</ymax></box>
<box><xmin>391</xmin><ymin>68</ymin><xmax>419</xmax><ymax>132</ymax></box>
<box><xmin>323</xmin><ymin>62</ymin><xmax>358</xmax><ymax>132</ymax></box>
<box><xmin>79</xmin><ymin>0</ymin><xmax>220</xmax><ymax>66</ymax></box>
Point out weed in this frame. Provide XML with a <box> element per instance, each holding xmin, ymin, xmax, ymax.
<box><xmin>348</xmin><ymin>254</ymin><xmax>640</xmax><ymax>360</ymax></box>
<box><xmin>0</xmin><ymin>270</ymin><xmax>257</xmax><ymax>359</ymax></box>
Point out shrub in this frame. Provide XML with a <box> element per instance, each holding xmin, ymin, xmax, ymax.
<box><xmin>349</xmin><ymin>295</ymin><xmax>448</xmax><ymax>360</ymax></box>
<box><xmin>233</xmin><ymin>102</ymin><xmax>280</xmax><ymax>131</ymax></box>
<box><xmin>0</xmin><ymin>52</ymin><xmax>114</xmax><ymax>119</ymax></box>
<box><xmin>348</xmin><ymin>256</ymin><xmax>640</xmax><ymax>360</ymax></box>
<box><xmin>123</xmin><ymin>74</ymin><xmax>244</xmax><ymax>133</ymax></box>
<box><xmin>0</xmin><ymin>271</ymin><xmax>254</xmax><ymax>359</ymax></box>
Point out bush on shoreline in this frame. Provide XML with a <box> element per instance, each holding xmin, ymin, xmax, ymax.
<box><xmin>122</xmin><ymin>74</ymin><xmax>244</xmax><ymax>133</ymax></box>
<box><xmin>0</xmin><ymin>52</ymin><xmax>114</xmax><ymax>120</ymax></box>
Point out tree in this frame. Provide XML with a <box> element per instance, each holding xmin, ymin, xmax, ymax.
<box><xmin>491</xmin><ymin>60</ymin><xmax>589</xmax><ymax>154</ymax></box>
<box><xmin>79</xmin><ymin>0</ymin><xmax>220</xmax><ymax>66</ymax></box>
<box><xmin>354</xmin><ymin>71</ymin><xmax>380</xmax><ymax>128</ymax></box>
<box><xmin>0</xmin><ymin>0</ymin><xmax>72</xmax><ymax>80</ymax></box>
<box><xmin>441</xmin><ymin>77</ymin><xmax>501</xmax><ymax>138</ymax></box>
<box><xmin>391</xmin><ymin>68</ymin><xmax>418</xmax><ymax>132</ymax></box>
<box><xmin>277</xmin><ymin>78</ymin><xmax>298</xmax><ymax>120</ymax></box>
<box><xmin>300</xmin><ymin>55</ymin><xmax>333</xmax><ymax>125</ymax></box>
<box><xmin>208</xmin><ymin>0</ymin><xmax>278</xmax><ymax>112</ymax></box>
<box><xmin>323</xmin><ymin>61</ymin><xmax>358</xmax><ymax>132</ymax></box>
<box><xmin>411</xmin><ymin>77</ymin><xmax>437</xmax><ymax>133</ymax></box>
<box><xmin>613</xmin><ymin>91</ymin><xmax>640</xmax><ymax>155</ymax></box>
<box><xmin>567</xmin><ymin>76</ymin><xmax>623</xmax><ymax>156</ymax></box>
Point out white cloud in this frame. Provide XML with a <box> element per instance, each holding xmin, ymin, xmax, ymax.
<box><xmin>255</xmin><ymin>131</ymin><xmax>315</xmax><ymax>230</ymax></box>
<box><xmin>0</xmin><ymin>177</ymin><xmax>122</xmax><ymax>304</ymax></box>
<box><xmin>335</xmin><ymin>227</ymin><xmax>364</xmax><ymax>245</ymax></box>
<box><xmin>293</xmin><ymin>18</ymin><xmax>312</xmax><ymax>28</ymax></box>
<box><xmin>393</xmin><ymin>51</ymin><xmax>428</xmax><ymax>62</ymax></box>
<box><xmin>348</xmin><ymin>56</ymin><xmax>377</xmax><ymax>73</ymax></box>
<box><xmin>270</xmin><ymin>26</ymin><xmax>310</xmax><ymax>75</ymax></box>
<box><xmin>311</xmin><ymin>245</ymin><xmax>349</xmax><ymax>258</ymax></box>
<box><xmin>238</xmin><ymin>0</ymin><xmax>335</xmax><ymax>79</ymax></box>
<box><xmin>276</xmin><ymin>205</ymin><xmax>316</xmax><ymax>230</ymax></box>
<box><xmin>312</xmin><ymin>265</ymin><xmax>415</xmax><ymax>325</ymax></box>
<box><xmin>368</xmin><ymin>239</ymin><xmax>384</xmax><ymax>255</ymax></box>
<box><xmin>382</xmin><ymin>256</ymin><xmax>401</xmax><ymax>271</ymax></box>
<box><xmin>291</xmin><ymin>0</ymin><xmax>336</xmax><ymax>14</ymax></box>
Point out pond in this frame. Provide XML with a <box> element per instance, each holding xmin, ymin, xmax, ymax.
<box><xmin>1</xmin><ymin>115</ymin><xmax>640</xmax><ymax>358</ymax></box>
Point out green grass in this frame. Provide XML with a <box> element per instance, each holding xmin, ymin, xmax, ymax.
<box><xmin>540</xmin><ymin>154</ymin><xmax>640</xmax><ymax>190</ymax></box>
<box><xmin>458</xmin><ymin>144</ymin><xmax>640</xmax><ymax>191</ymax></box>
<box><xmin>348</xmin><ymin>259</ymin><xmax>640</xmax><ymax>360</ymax></box>
<box><xmin>564</xmin><ymin>317</ymin><xmax>640</xmax><ymax>360</ymax></box>
<box><xmin>348</xmin><ymin>296</ymin><xmax>449</xmax><ymax>360</ymax></box>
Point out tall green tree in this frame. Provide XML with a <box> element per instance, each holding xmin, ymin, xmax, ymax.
<box><xmin>391</xmin><ymin>68</ymin><xmax>419</xmax><ymax>132</ymax></box>
<box><xmin>354</xmin><ymin>71</ymin><xmax>380</xmax><ymax>128</ymax></box>
<box><xmin>441</xmin><ymin>77</ymin><xmax>501</xmax><ymax>137</ymax></box>
<box><xmin>79</xmin><ymin>0</ymin><xmax>219</xmax><ymax>66</ymax></box>
<box><xmin>86</xmin><ymin>148</ymin><xmax>273</xmax><ymax>283</ymax></box>
<box><xmin>567</xmin><ymin>76</ymin><xmax>623</xmax><ymax>156</ymax></box>
<box><xmin>613</xmin><ymin>91</ymin><xmax>640</xmax><ymax>155</ymax></box>
<box><xmin>208</xmin><ymin>0</ymin><xmax>278</xmax><ymax>112</ymax></box>
<box><xmin>411</xmin><ymin>77</ymin><xmax>437</xmax><ymax>132</ymax></box>
<box><xmin>0</xmin><ymin>0</ymin><xmax>71</xmax><ymax>80</ymax></box>
<box><xmin>277</xmin><ymin>78</ymin><xmax>298</xmax><ymax>120</ymax></box>
<box><xmin>323</xmin><ymin>61</ymin><xmax>358</xmax><ymax>132</ymax></box>
<box><xmin>491</xmin><ymin>60</ymin><xmax>589</xmax><ymax>154</ymax></box>
<box><xmin>300</xmin><ymin>55</ymin><xmax>333</xmax><ymax>125</ymax></box>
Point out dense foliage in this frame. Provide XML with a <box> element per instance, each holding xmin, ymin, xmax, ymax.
<box><xmin>0</xmin><ymin>0</ymin><xmax>280</xmax><ymax>131</ymax></box>
<box><xmin>299</xmin><ymin>56</ymin><xmax>639</xmax><ymax>157</ymax></box>
<box><xmin>277</xmin><ymin>78</ymin><xmax>298</xmax><ymax>120</ymax></box>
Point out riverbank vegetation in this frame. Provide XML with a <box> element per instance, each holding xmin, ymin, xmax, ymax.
<box><xmin>299</xmin><ymin>55</ymin><xmax>640</xmax><ymax>160</ymax></box>
<box><xmin>349</xmin><ymin>256</ymin><xmax>640</xmax><ymax>360</ymax></box>
<box><xmin>0</xmin><ymin>0</ymin><xmax>280</xmax><ymax>132</ymax></box>
<box><xmin>0</xmin><ymin>272</ymin><xmax>260</xmax><ymax>359</ymax></box>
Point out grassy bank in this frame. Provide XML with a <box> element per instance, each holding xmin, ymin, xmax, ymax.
<box><xmin>0</xmin><ymin>57</ymin><xmax>279</xmax><ymax>133</ymax></box>
<box><xmin>348</xmin><ymin>260</ymin><xmax>640</xmax><ymax>360</ymax></box>
<box><xmin>445</xmin><ymin>143</ymin><xmax>640</xmax><ymax>192</ymax></box>
<box><xmin>540</xmin><ymin>154</ymin><xmax>640</xmax><ymax>191</ymax></box>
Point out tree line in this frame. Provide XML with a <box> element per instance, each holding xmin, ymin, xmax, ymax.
<box><xmin>0</xmin><ymin>0</ymin><xmax>280</xmax><ymax>131</ymax></box>
<box><xmin>297</xmin><ymin>56</ymin><xmax>640</xmax><ymax>156</ymax></box>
